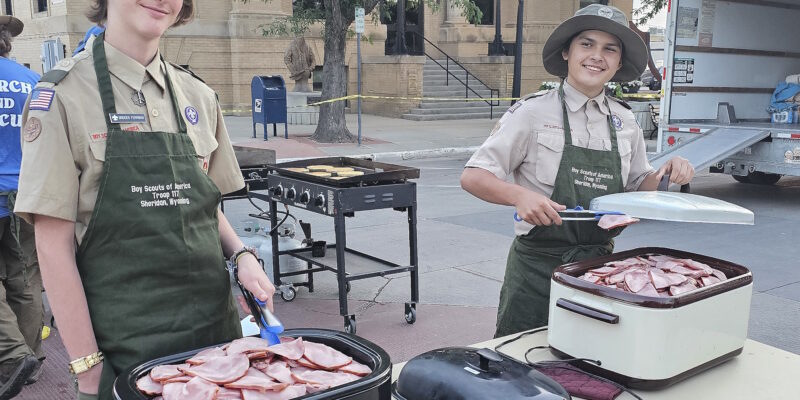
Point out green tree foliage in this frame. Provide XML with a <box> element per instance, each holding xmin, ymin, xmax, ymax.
<box><xmin>633</xmin><ymin>0</ymin><xmax>667</xmax><ymax>25</ymax></box>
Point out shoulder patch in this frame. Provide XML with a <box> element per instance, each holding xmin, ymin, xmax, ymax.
<box><xmin>29</xmin><ymin>88</ymin><xmax>56</xmax><ymax>111</ymax></box>
<box><xmin>169</xmin><ymin>62</ymin><xmax>206</xmax><ymax>84</ymax></box>
<box><xmin>608</xmin><ymin>96</ymin><xmax>632</xmax><ymax>110</ymax></box>
<box><xmin>508</xmin><ymin>90</ymin><xmax>550</xmax><ymax>114</ymax></box>
<box><xmin>39</xmin><ymin>69</ymin><xmax>69</xmax><ymax>85</ymax></box>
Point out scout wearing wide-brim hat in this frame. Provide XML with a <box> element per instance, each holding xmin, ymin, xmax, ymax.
<box><xmin>0</xmin><ymin>16</ymin><xmax>24</xmax><ymax>37</ymax></box>
<box><xmin>542</xmin><ymin>4</ymin><xmax>648</xmax><ymax>82</ymax></box>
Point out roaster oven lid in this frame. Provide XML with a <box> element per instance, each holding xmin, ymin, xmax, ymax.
<box><xmin>589</xmin><ymin>192</ymin><xmax>754</xmax><ymax>225</ymax></box>
<box><xmin>393</xmin><ymin>347</ymin><xmax>570</xmax><ymax>400</ymax></box>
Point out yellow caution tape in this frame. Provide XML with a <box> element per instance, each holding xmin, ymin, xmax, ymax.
<box><xmin>42</xmin><ymin>325</ymin><xmax>50</xmax><ymax>340</ymax></box>
<box><xmin>621</xmin><ymin>93</ymin><xmax>660</xmax><ymax>100</ymax></box>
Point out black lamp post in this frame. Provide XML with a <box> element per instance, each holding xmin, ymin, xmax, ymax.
<box><xmin>394</xmin><ymin>0</ymin><xmax>408</xmax><ymax>55</ymax></box>
<box><xmin>489</xmin><ymin>1</ymin><xmax>504</xmax><ymax>55</ymax></box>
<box><xmin>511</xmin><ymin>0</ymin><xmax>524</xmax><ymax>104</ymax></box>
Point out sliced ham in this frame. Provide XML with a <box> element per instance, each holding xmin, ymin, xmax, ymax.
<box><xmin>670</xmin><ymin>282</ymin><xmax>697</xmax><ymax>296</ymax></box>
<box><xmin>712</xmin><ymin>268</ymin><xmax>727</xmax><ymax>281</ymax></box>
<box><xmin>597</xmin><ymin>214</ymin><xmax>639</xmax><ymax>230</ymax></box>
<box><xmin>150</xmin><ymin>364</ymin><xmax>187</xmax><ymax>382</ymax></box>
<box><xmin>265</xmin><ymin>337</ymin><xmax>305</xmax><ymax>360</ymax></box>
<box><xmin>247</xmin><ymin>351</ymin><xmax>269</xmax><ymax>360</ymax></box>
<box><xmin>648</xmin><ymin>269</ymin><xmax>672</xmax><ymax>290</ymax></box>
<box><xmin>265</xmin><ymin>360</ymin><xmax>295</xmax><ymax>384</ymax></box>
<box><xmin>242</xmin><ymin>385</ymin><xmax>307</xmax><ymax>400</ymax></box>
<box><xmin>164</xmin><ymin>375</ymin><xmax>192</xmax><ymax>384</ymax></box>
<box><xmin>224</xmin><ymin>368</ymin><xmax>290</xmax><ymax>392</ymax></box>
<box><xmin>624</xmin><ymin>271</ymin><xmax>650</xmax><ymax>293</ymax></box>
<box><xmin>136</xmin><ymin>373</ymin><xmax>163</xmax><ymax>396</ymax></box>
<box><xmin>679</xmin><ymin>259</ymin><xmax>714</xmax><ymax>274</ymax></box>
<box><xmin>217</xmin><ymin>387</ymin><xmax>244</xmax><ymax>400</ymax></box>
<box><xmin>338</xmin><ymin>360</ymin><xmax>371</xmax><ymax>377</ymax></box>
<box><xmin>162</xmin><ymin>377</ymin><xmax>219</xmax><ymax>400</ymax></box>
<box><xmin>186</xmin><ymin>347</ymin><xmax>227</xmax><ymax>365</ymax></box>
<box><xmin>637</xmin><ymin>283</ymin><xmax>660</xmax><ymax>297</ymax></box>
<box><xmin>305</xmin><ymin>383</ymin><xmax>330</xmax><ymax>394</ymax></box>
<box><xmin>303</xmin><ymin>341</ymin><xmax>353</xmax><ymax>370</ymax></box>
<box><xmin>295</xmin><ymin>356</ymin><xmax>322</xmax><ymax>369</ymax></box>
<box><xmin>700</xmin><ymin>276</ymin><xmax>722</xmax><ymax>287</ymax></box>
<box><xmin>291</xmin><ymin>369</ymin><xmax>359</xmax><ymax>386</ymax></box>
<box><xmin>226</xmin><ymin>337</ymin><xmax>272</xmax><ymax>356</ymax></box>
<box><xmin>664</xmin><ymin>273</ymin><xmax>689</xmax><ymax>286</ymax></box>
<box><xmin>183</xmin><ymin>354</ymin><xmax>250</xmax><ymax>384</ymax></box>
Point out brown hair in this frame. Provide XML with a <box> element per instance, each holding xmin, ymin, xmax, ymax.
<box><xmin>87</xmin><ymin>0</ymin><xmax>194</xmax><ymax>26</ymax></box>
<box><xmin>0</xmin><ymin>29</ymin><xmax>11</xmax><ymax>57</ymax></box>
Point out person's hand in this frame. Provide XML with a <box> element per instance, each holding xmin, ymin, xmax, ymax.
<box><xmin>76</xmin><ymin>362</ymin><xmax>103</xmax><ymax>395</ymax></box>
<box><xmin>514</xmin><ymin>189</ymin><xmax>566</xmax><ymax>226</ymax></box>
<box><xmin>656</xmin><ymin>156</ymin><xmax>694</xmax><ymax>185</ymax></box>
<box><xmin>236</xmin><ymin>253</ymin><xmax>276</xmax><ymax>312</ymax></box>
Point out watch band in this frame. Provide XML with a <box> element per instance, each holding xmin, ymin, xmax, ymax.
<box><xmin>68</xmin><ymin>351</ymin><xmax>104</xmax><ymax>375</ymax></box>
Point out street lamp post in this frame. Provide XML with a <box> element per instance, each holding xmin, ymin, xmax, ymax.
<box><xmin>489</xmin><ymin>0</ymin><xmax>504</xmax><ymax>55</ymax></box>
<box><xmin>511</xmin><ymin>0</ymin><xmax>524</xmax><ymax>104</ymax></box>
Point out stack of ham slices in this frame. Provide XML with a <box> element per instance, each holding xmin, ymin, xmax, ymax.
<box><xmin>135</xmin><ymin>336</ymin><xmax>372</xmax><ymax>400</ymax></box>
<box><xmin>578</xmin><ymin>254</ymin><xmax>728</xmax><ymax>297</ymax></box>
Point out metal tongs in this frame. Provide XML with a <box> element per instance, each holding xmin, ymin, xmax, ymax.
<box><xmin>237</xmin><ymin>281</ymin><xmax>284</xmax><ymax>345</ymax></box>
<box><xmin>513</xmin><ymin>206</ymin><xmax>624</xmax><ymax>222</ymax></box>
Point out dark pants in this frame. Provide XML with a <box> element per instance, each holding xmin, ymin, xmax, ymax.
<box><xmin>0</xmin><ymin>217</ymin><xmax>43</xmax><ymax>363</ymax></box>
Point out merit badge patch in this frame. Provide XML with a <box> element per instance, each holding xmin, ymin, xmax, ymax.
<box><xmin>29</xmin><ymin>89</ymin><xmax>55</xmax><ymax>111</ymax></box>
<box><xmin>24</xmin><ymin>117</ymin><xmax>42</xmax><ymax>142</ymax></box>
<box><xmin>611</xmin><ymin>114</ymin><xmax>624</xmax><ymax>130</ymax></box>
<box><xmin>184</xmin><ymin>106</ymin><xmax>199</xmax><ymax>125</ymax></box>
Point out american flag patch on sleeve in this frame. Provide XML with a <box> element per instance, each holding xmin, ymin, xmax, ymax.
<box><xmin>29</xmin><ymin>88</ymin><xmax>55</xmax><ymax>111</ymax></box>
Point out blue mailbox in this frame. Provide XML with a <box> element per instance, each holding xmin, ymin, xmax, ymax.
<box><xmin>251</xmin><ymin>75</ymin><xmax>288</xmax><ymax>140</ymax></box>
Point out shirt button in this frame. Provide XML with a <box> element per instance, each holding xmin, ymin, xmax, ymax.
<box><xmin>151</xmin><ymin>108</ymin><xmax>159</xmax><ymax>117</ymax></box>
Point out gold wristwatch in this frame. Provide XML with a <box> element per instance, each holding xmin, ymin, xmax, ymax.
<box><xmin>68</xmin><ymin>351</ymin><xmax>104</xmax><ymax>375</ymax></box>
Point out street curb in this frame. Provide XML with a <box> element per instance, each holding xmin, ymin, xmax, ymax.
<box><xmin>277</xmin><ymin>146</ymin><xmax>479</xmax><ymax>163</ymax></box>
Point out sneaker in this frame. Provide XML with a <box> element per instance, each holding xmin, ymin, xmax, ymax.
<box><xmin>24</xmin><ymin>357</ymin><xmax>44</xmax><ymax>385</ymax></box>
<box><xmin>0</xmin><ymin>355</ymin><xmax>40</xmax><ymax>400</ymax></box>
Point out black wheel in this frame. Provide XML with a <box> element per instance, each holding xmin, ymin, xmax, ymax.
<box><xmin>732</xmin><ymin>175</ymin><xmax>751</xmax><ymax>183</ymax></box>
<box><xmin>404</xmin><ymin>303</ymin><xmax>417</xmax><ymax>324</ymax></box>
<box><xmin>344</xmin><ymin>315</ymin><xmax>356</xmax><ymax>334</ymax></box>
<box><xmin>280</xmin><ymin>287</ymin><xmax>296</xmax><ymax>302</ymax></box>
<box><xmin>749</xmin><ymin>172</ymin><xmax>781</xmax><ymax>185</ymax></box>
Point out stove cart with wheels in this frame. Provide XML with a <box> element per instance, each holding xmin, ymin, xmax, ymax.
<box><xmin>253</xmin><ymin>157</ymin><xmax>421</xmax><ymax>334</ymax></box>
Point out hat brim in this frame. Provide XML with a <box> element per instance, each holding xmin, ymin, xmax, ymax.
<box><xmin>0</xmin><ymin>16</ymin><xmax>23</xmax><ymax>37</ymax></box>
<box><xmin>542</xmin><ymin>14</ymin><xmax>648</xmax><ymax>82</ymax></box>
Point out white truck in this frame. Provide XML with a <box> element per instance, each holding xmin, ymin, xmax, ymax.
<box><xmin>651</xmin><ymin>0</ymin><xmax>800</xmax><ymax>185</ymax></box>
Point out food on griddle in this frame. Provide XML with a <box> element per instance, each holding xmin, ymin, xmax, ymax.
<box><xmin>137</xmin><ymin>336</ymin><xmax>372</xmax><ymax>399</ymax></box>
<box><xmin>307</xmin><ymin>165</ymin><xmax>334</xmax><ymax>172</ymax></box>
<box><xmin>334</xmin><ymin>171</ymin><xmax>364</xmax><ymax>177</ymax></box>
<box><xmin>578</xmin><ymin>254</ymin><xmax>728</xmax><ymax>297</ymax></box>
<box><xmin>285</xmin><ymin>167</ymin><xmax>309</xmax><ymax>173</ymax></box>
<box><xmin>597</xmin><ymin>214</ymin><xmax>639</xmax><ymax>230</ymax></box>
<box><xmin>329</xmin><ymin>167</ymin><xmax>355</xmax><ymax>173</ymax></box>
<box><xmin>308</xmin><ymin>172</ymin><xmax>331</xmax><ymax>177</ymax></box>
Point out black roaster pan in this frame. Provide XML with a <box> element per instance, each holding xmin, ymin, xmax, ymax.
<box><xmin>113</xmin><ymin>328</ymin><xmax>392</xmax><ymax>400</ymax></box>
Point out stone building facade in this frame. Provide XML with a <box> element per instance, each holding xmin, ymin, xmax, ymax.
<box><xmin>4</xmin><ymin>0</ymin><xmax>633</xmax><ymax>115</ymax></box>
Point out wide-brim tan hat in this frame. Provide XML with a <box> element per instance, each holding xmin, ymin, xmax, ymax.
<box><xmin>0</xmin><ymin>16</ymin><xmax>23</xmax><ymax>37</ymax></box>
<box><xmin>542</xmin><ymin>4</ymin><xmax>647</xmax><ymax>82</ymax></box>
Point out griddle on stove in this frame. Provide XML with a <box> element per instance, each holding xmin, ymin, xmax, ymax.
<box><xmin>245</xmin><ymin>157</ymin><xmax>420</xmax><ymax>334</ymax></box>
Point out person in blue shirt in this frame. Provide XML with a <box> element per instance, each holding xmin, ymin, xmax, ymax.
<box><xmin>73</xmin><ymin>24</ymin><xmax>105</xmax><ymax>56</ymax></box>
<box><xmin>0</xmin><ymin>15</ymin><xmax>44</xmax><ymax>400</ymax></box>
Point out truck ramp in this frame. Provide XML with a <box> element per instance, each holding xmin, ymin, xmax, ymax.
<box><xmin>648</xmin><ymin>128</ymin><xmax>770</xmax><ymax>170</ymax></box>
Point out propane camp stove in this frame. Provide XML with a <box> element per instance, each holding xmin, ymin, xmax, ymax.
<box><xmin>245</xmin><ymin>157</ymin><xmax>420</xmax><ymax>334</ymax></box>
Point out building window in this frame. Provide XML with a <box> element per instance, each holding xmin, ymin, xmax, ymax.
<box><xmin>4</xmin><ymin>0</ymin><xmax>11</xmax><ymax>15</ymax></box>
<box><xmin>36</xmin><ymin>0</ymin><xmax>47</xmax><ymax>13</ymax></box>
<box><xmin>580</xmin><ymin>0</ymin><xmax>609</xmax><ymax>8</ymax></box>
<box><xmin>474</xmin><ymin>0</ymin><xmax>494</xmax><ymax>25</ymax></box>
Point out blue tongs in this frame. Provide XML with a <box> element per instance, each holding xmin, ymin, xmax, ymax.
<box><xmin>513</xmin><ymin>206</ymin><xmax>624</xmax><ymax>222</ymax></box>
<box><xmin>239</xmin><ymin>284</ymin><xmax>284</xmax><ymax>345</ymax></box>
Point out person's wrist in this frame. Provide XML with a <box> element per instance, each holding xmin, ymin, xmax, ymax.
<box><xmin>76</xmin><ymin>362</ymin><xmax>102</xmax><ymax>394</ymax></box>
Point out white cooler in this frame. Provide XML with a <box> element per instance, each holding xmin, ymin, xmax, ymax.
<box><xmin>547</xmin><ymin>247</ymin><xmax>753</xmax><ymax>389</ymax></box>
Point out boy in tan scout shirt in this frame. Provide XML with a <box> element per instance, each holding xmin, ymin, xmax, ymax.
<box><xmin>461</xmin><ymin>5</ymin><xmax>694</xmax><ymax>337</ymax></box>
<box><xmin>14</xmin><ymin>1</ymin><xmax>275</xmax><ymax>399</ymax></box>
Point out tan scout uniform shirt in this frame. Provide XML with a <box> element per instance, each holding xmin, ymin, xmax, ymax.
<box><xmin>15</xmin><ymin>40</ymin><xmax>244</xmax><ymax>244</ymax></box>
<box><xmin>466</xmin><ymin>81</ymin><xmax>653</xmax><ymax>236</ymax></box>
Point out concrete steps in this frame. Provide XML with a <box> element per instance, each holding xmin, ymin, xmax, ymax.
<box><xmin>402</xmin><ymin>59</ymin><xmax>506</xmax><ymax>121</ymax></box>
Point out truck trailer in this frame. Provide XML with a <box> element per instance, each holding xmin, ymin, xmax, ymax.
<box><xmin>652</xmin><ymin>0</ymin><xmax>800</xmax><ymax>185</ymax></box>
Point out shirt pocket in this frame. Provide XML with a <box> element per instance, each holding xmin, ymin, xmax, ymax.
<box><xmin>87</xmin><ymin>133</ymin><xmax>108</xmax><ymax>162</ymax></box>
<box><xmin>188</xmin><ymin>131</ymin><xmax>219</xmax><ymax>174</ymax></box>
<box><xmin>534</xmin><ymin>132</ymin><xmax>564</xmax><ymax>186</ymax></box>
<box><xmin>618</xmin><ymin>138</ymin><xmax>632</xmax><ymax>187</ymax></box>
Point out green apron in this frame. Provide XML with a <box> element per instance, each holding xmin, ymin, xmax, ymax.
<box><xmin>76</xmin><ymin>34</ymin><xmax>241</xmax><ymax>399</ymax></box>
<box><xmin>495</xmin><ymin>83</ymin><xmax>627</xmax><ymax>337</ymax></box>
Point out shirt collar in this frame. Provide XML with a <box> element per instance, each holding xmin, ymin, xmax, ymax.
<box><xmin>100</xmin><ymin>41</ymin><xmax>166</xmax><ymax>93</ymax></box>
<box><xmin>562</xmin><ymin>80</ymin><xmax>610</xmax><ymax>115</ymax></box>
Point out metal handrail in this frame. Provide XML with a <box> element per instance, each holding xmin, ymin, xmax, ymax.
<box><xmin>409</xmin><ymin>31</ymin><xmax>500</xmax><ymax>118</ymax></box>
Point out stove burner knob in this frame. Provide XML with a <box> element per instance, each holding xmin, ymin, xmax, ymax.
<box><xmin>299</xmin><ymin>190</ymin><xmax>311</xmax><ymax>204</ymax></box>
<box><xmin>286</xmin><ymin>188</ymin><xmax>297</xmax><ymax>200</ymax></box>
<box><xmin>314</xmin><ymin>194</ymin><xmax>325</xmax><ymax>207</ymax></box>
<box><xmin>271</xmin><ymin>184</ymin><xmax>283</xmax><ymax>196</ymax></box>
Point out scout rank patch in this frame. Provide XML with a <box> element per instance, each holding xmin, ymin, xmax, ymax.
<box><xmin>611</xmin><ymin>114</ymin><xmax>624</xmax><ymax>130</ymax></box>
<box><xmin>24</xmin><ymin>117</ymin><xmax>42</xmax><ymax>142</ymax></box>
<box><xmin>184</xmin><ymin>106</ymin><xmax>199</xmax><ymax>125</ymax></box>
<box><xmin>131</xmin><ymin>90</ymin><xmax>146</xmax><ymax>107</ymax></box>
<box><xmin>29</xmin><ymin>88</ymin><xmax>55</xmax><ymax>111</ymax></box>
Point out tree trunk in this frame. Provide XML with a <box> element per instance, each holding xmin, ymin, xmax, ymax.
<box><xmin>313</xmin><ymin>1</ymin><xmax>354</xmax><ymax>143</ymax></box>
